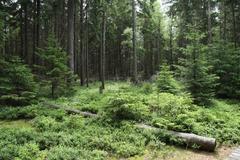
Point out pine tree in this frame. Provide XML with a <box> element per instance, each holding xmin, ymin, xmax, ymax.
<box><xmin>179</xmin><ymin>28</ymin><xmax>218</xmax><ymax>105</ymax></box>
<box><xmin>0</xmin><ymin>56</ymin><xmax>37</xmax><ymax>106</ymax></box>
<box><xmin>156</xmin><ymin>64</ymin><xmax>182</xmax><ymax>94</ymax></box>
<box><xmin>37</xmin><ymin>34</ymin><xmax>76</xmax><ymax>98</ymax></box>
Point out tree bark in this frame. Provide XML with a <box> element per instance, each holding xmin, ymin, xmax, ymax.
<box><xmin>231</xmin><ymin>1</ymin><xmax>237</xmax><ymax>48</ymax></box>
<box><xmin>136</xmin><ymin>124</ymin><xmax>216</xmax><ymax>152</ymax></box>
<box><xmin>100</xmin><ymin>11</ymin><xmax>106</xmax><ymax>90</ymax></box>
<box><xmin>132</xmin><ymin>0</ymin><xmax>137</xmax><ymax>83</ymax></box>
<box><xmin>32</xmin><ymin>0</ymin><xmax>37</xmax><ymax>66</ymax></box>
<box><xmin>24</xmin><ymin>2</ymin><xmax>28</xmax><ymax>64</ymax></box>
<box><xmin>85</xmin><ymin>1</ymin><xmax>89</xmax><ymax>87</ymax></box>
<box><xmin>67</xmin><ymin>0</ymin><xmax>75</xmax><ymax>71</ymax></box>
<box><xmin>207</xmin><ymin>0</ymin><xmax>212</xmax><ymax>44</ymax></box>
<box><xmin>80</xmin><ymin>0</ymin><xmax>85</xmax><ymax>86</ymax></box>
<box><xmin>36</xmin><ymin>0</ymin><xmax>40</xmax><ymax>47</ymax></box>
<box><xmin>20</xmin><ymin>6</ymin><xmax>24</xmax><ymax>58</ymax></box>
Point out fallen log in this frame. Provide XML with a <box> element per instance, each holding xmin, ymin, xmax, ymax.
<box><xmin>43</xmin><ymin>103</ymin><xmax>216</xmax><ymax>152</ymax></box>
<box><xmin>43</xmin><ymin>103</ymin><xmax>98</xmax><ymax>118</ymax></box>
<box><xmin>136</xmin><ymin>124</ymin><xmax>216</xmax><ymax>152</ymax></box>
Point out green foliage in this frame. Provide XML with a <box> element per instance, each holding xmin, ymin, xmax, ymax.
<box><xmin>0</xmin><ymin>105</ymin><xmax>66</xmax><ymax>120</ymax></box>
<box><xmin>210</xmin><ymin>41</ymin><xmax>240</xmax><ymax>99</ymax></box>
<box><xmin>0</xmin><ymin>82</ymin><xmax>240</xmax><ymax>159</ymax></box>
<box><xmin>33</xmin><ymin>116</ymin><xmax>60</xmax><ymax>132</ymax></box>
<box><xmin>148</xmin><ymin>93</ymin><xmax>192</xmax><ymax>117</ymax></box>
<box><xmin>141</xmin><ymin>82</ymin><xmax>153</xmax><ymax>94</ymax></box>
<box><xmin>36</xmin><ymin>34</ymin><xmax>76</xmax><ymax>98</ymax></box>
<box><xmin>47</xmin><ymin>146</ymin><xmax>107</xmax><ymax>160</ymax></box>
<box><xmin>103</xmin><ymin>92</ymin><xmax>149</xmax><ymax>121</ymax></box>
<box><xmin>179</xmin><ymin>29</ymin><xmax>218</xmax><ymax>105</ymax></box>
<box><xmin>0</xmin><ymin>56</ymin><xmax>37</xmax><ymax>106</ymax></box>
<box><xmin>15</xmin><ymin>143</ymin><xmax>46</xmax><ymax>160</ymax></box>
<box><xmin>156</xmin><ymin>64</ymin><xmax>182</xmax><ymax>94</ymax></box>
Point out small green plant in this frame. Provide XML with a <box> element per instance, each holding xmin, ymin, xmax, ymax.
<box><xmin>142</xmin><ymin>82</ymin><xmax>153</xmax><ymax>94</ymax></box>
<box><xmin>156</xmin><ymin>64</ymin><xmax>182</xmax><ymax>95</ymax></box>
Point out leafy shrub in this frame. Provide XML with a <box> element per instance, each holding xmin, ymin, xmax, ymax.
<box><xmin>113</xmin><ymin>142</ymin><xmax>143</xmax><ymax>158</ymax></box>
<box><xmin>103</xmin><ymin>92</ymin><xmax>149</xmax><ymax>121</ymax></box>
<box><xmin>15</xmin><ymin>143</ymin><xmax>46</xmax><ymax>160</ymax></box>
<box><xmin>33</xmin><ymin>116</ymin><xmax>60</xmax><ymax>132</ymax></box>
<box><xmin>0</xmin><ymin>56</ymin><xmax>38</xmax><ymax>106</ymax></box>
<box><xmin>0</xmin><ymin>144</ymin><xmax>19</xmax><ymax>160</ymax></box>
<box><xmin>148</xmin><ymin>93</ymin><xmax>192</xmax><ymax>117</ymax></box>
<box><xmin>141</xmin><ymin>82</ymin><xmax>153</xmax><ymax>94</ymax></box>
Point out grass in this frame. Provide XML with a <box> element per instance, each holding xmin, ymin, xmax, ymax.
<box><xmin>0</xmin><ymin>81</ymin><xmax>239</xmax><ymax>159</ymax></box>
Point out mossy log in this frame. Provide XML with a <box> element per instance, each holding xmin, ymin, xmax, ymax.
<box><xmin>44</xmin><ymin>103</ymin><xmax>216</xmax><ymax>152</ymax></box>
<box><xmin>44</xmin><ymin>103</ymin><xmax>98</xmax><ymax>118</ymax></box>
<box><xmin>136</xmin><ymin>124</ymin><xmax>216</xmax><ymax>152</ymax></box>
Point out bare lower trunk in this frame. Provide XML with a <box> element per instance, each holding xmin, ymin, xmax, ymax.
<box><xmin>67</xmin><ymin>0</ymin><xmax>75</xmax><ymax>71</ymax></box>
<box><xmin>132</xmin><ymin>0</ymin><xmax>137</xmax><ymax>83</ymax></box>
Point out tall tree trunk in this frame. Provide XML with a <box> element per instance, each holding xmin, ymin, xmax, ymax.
<box><xmin>80</xmin><ymin>0</ymin><xmax>85</xmax><ymax>86</ymax></box>
<box><xmin>36</xmin><ymin>0</ymin><xmax>40</xmax><ymax>47</ymax></box>
<box><xmin>231</xmin><ymin>1</ymin><xmax>237</xmax><ymax>48</ymax></box>
<box><xmin>74</xmin><ymin>2</ymin><xmax>78</xmax><ymax>74</ymax></box>
<box><xmin>20</xmin><ymin>6</ymin><xmax>24</xmax><ymax>57</ymax></box>
<box><xmin>32</xmin><ymin>0</ymin><xmax>37</xmax><ymax>66</ymax></box>
<box><xmin>85</xmin><ymin>1</ymin><xmax>89</xmax><ymax>87</ymax></box>
<box><xmin>24</xmin><ymin>2</ymin><xmax>28</xmax><ymax>64</ymax></box>
<box><xmin>169</xmin><ymin>13</ymin><xmax>174</xmax><ymax>70</ymax></box>
<box><xmin>132</xmin><ymin>0</ymin><xmax>137</xmax><ymax>83</ymax></box>
<box><xmin>67</xmin><ymin>0</ymin><xmax>75</xmax><ymax>71</ymax></box>
<box><xmin>100</xmin><ymin>11</ymin><xmax>106</xmax><ymax>90</ymax></box>
<box><xmin>207</xmin><ymin>0</ymin><xmax>212</xmax><ymax>44</ymax></box>
<box><xmin>223</xmin><ymin>1</ymin><xmax>227</xmax><ymax>41</ymax></box>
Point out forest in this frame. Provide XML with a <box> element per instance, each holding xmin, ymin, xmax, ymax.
<box><xmin>0</xmin><ymin>0</ymin><xmax>240</xmax><ymax>159</ymax></box>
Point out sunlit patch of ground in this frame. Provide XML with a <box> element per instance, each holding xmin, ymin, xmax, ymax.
<box><xmin>0</xmin><ymin>120</ymin><xmax>32</xmax><ymax>128</ymax></box>
<box><xmin>109</xmin><ymin>146</ymin><xmax>234</xmax><ymax>160</ymax></box>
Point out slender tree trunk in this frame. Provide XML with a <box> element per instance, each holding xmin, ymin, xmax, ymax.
<box><xmin>223</xmin><ymin>1</ymin><xmax>227</xmax><ymax>41</ymax></box>
<box><xmin>231</xmin><ymin>1</ymin><xmax>237</xmax><ymax>48</ymax></box>
<box><xmin>100</xmin><ymin>11</ymin><xmax>106</xmax><ymax>90</ymax></box>
<box><xmin>32</xmin><ymin>0</ymin><xmax>37</xmax><ymax>66</ymax></box>
<box><xmin>24</xmin><ymin>2</ymin><xmax>28</xmax><ymax>64</ymax></box>
<box><xmin>132</xmin><ymin>0</ymin><xmax>137</xmax><ymax>83</ymax></box>
<box><xmin>80</xmin><ymin>0</ymin><xmax>85</xmax><ymax>86</ymax></box>
<box><xmin>74</xmin><ymin>2</ymin><xmax>78</xmax><ymax>74</ymax></box>
<box><xmin>207</xmin><ymin>0</ymin><xmax>212</xmax><ymax>44</ymax></box>
<box><xmin>67</xmin><ymin>0</ymin><xmax>75</xmax><ymax>71</ymax></box>
<box><xmin>85</xmin><ymin>1</ymin><xmax>89</xmax><ymax>87</ymax></box>
<box><xmin>36</xmin><ymin>0</ymin><xmax>40</xmax><ymax>47</ymax></box>
<box><xmin>20</xmin><ymin>6</ymin><xmax>24</xmax><ymax>58</ymax></box>
<box><xmin>169</xmin><ymin>14</ymin><xmax>174</xmax><ymax>70</ymax></box>
<box><xmin>157</xmin><ymin>19</ymin><xmax>161</xmax><ymax>68</ymax></box>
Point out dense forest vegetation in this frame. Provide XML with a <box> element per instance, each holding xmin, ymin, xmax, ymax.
<box><xmin>0</xmin><ymin>0</ymin><xmax>240</xmax><ymax>159</ymax></box>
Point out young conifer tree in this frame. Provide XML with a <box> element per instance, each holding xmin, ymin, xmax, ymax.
<box><xmin>179</xmin><ymin>28</ymin><xmax>218</xmax><ymax>105</ymax></box>
<box><xmin>37</xmin><ymin>34</ymin><xmax>76</xmax><ymax>98</ymax></box>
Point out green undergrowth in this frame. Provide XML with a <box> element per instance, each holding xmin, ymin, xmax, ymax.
<box><xmin>0</xmin><ymin>81</ymin><xmax>239</xmax><ymax>159</ymax></box>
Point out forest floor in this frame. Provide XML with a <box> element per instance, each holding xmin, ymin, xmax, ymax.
<box><xmin>0</xmin><ymin>81</ymin><xmax>239</xmax><ymax>159</ymax></box>
<box><xmin>0</xmin><ymin>118</ymin><xmax>235</xmax><ymax>159</ymax></box>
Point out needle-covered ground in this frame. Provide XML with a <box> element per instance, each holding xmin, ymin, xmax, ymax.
<box><xmin>0</xmin><ymin>82</ymin><xmax>239</xmax><ymax>160</ymax></box>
